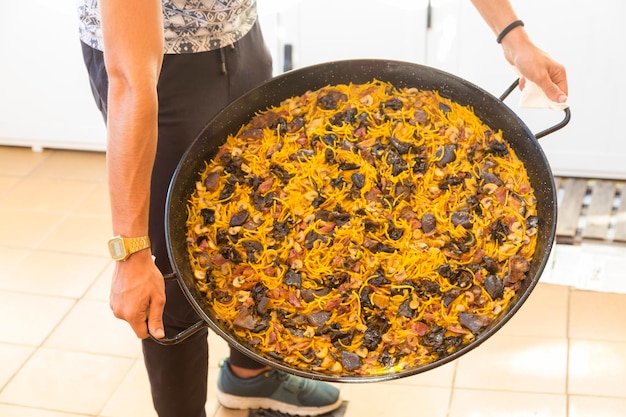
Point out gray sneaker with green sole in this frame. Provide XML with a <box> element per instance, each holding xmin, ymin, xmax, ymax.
<box><xmin>216</xmin><ymin>359</ymin><xmax>342</xmax><ymax>416</ymax></box>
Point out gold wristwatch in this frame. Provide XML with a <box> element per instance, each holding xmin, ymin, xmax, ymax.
<box><xmin>108</xmin><ymin>235</ymin><xmax>151</xmax><ymax>261</ymax></box>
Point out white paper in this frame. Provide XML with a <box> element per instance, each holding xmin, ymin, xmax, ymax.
<box><xmin>519</xmin><ymin>80</ymin><xmax>569</xmax><ymax>111</ymax></box>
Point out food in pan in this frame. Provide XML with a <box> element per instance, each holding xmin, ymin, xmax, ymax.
<box><xmin>185</xmin><ymin>79</ymin><xmax>538</xmax><ymax>376</ymax></box>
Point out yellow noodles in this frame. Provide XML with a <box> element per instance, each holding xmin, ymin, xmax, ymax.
<box><xmin>185</xmin><ymin>80</ymin><xmax>537</xmax><ymax>376</ymax></box>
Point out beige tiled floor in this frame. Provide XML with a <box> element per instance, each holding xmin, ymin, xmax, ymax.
<box><xmin>1</xmin><ymin>146</ymin><xmax>626</xmax><ymax>417</ymax></box>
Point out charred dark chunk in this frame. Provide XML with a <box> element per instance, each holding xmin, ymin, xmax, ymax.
<box><xmin>322</xmin><ymin>133</ymin><xmax>339</xmax><ymax>147</ymax></box>
<box><xmin>377</xmin><ymin>243</ymin><xmax>397</xmax><ymax>253</ymax></box>
<box><xmin>341</xmin><ymin>351</ymin><xmax>362</xmax><ymax>372</ymax></box>
<box><xmin>414</xmin><ymin>109</ymin><xmax>428</xmax><ymax>124</ymax></box>
<box><xmin>490</xmin><ymin>220</ymin><xmax>509</xmax><ymax>244</ymax></box>
<box><xmin>387</xmin><ymin>223</ymin><xmax>404</xmax><ymax>240</ymax></box>
<box><xmin>200</xmin><ymin>208</ymin><xmax>215</xmax><ymax>225</ymax></box>
<box><xmin>438</xmin><ymin>102</ymin><xmax>451</xmax><ymax>113</ymax></box>
<box><xmin>330</xmin><ymin>206</ymin><xmax>352</xmax><ymax>227</ymax></box>
<box><xmin>289</xmin><ymin>149</ymin><xmax>315</xmax><ymax>161</ymax></box>
<box><xmin>338</xmin><ymin>162</ymin><xmax>361</xmax><ymax>171</ymax></box>
<box><xmin>486</xmin><ymin>140</ymin><xmax>509</xmax><ymax>157</ymax></box>
<box><xmin>329</xmin><ymin>108</ymin><xmax>357</xmax><ymax>126</ymax></box>
<box><xmin>311</xmin><ymin>195</ymin><xmax>327</xmax><ymax>208</ymax></box>
<box><xmin>445</xmin><ymin>232</ymin><xmax>476</xmax><ymax>256</ymax></box>
<box><xmin>218</xmin><ymin>182</ymin><xmax>235</xmax><ymax>200</ymax></box>
<box><xmin>421</xmin><ymin>325</ymin><xmax>445</xmax><ymax>353</ymax></box>
<box><xmin>250</xmin><ymin>282</ymin><xmax>269</xmax><ymax>302</ymax></box>
<box><xmin>386</xmin><ymin>149</ymin><xmax>408</xmax><ymax>176</ymax></box>
<box><xmin>204</xmin><ymin>171</ymin><xmax>221</xmax><ymax>191</ymax></box>
<box><xmin>360</xmin><ymin>286</ymin><xmax>374</xmax><ymax>310</ymax></box>
<box><xmin>283</xmin><ymin>269</ymin><xmax>302</xmax><ymax>288</ymax></box>
<box><xmin>369</xmin><ymin>267</ymin><xmax>390</xmax><ymax>286</ymax></box>
<box><xmin>275</xmin><ymin>117</ymin><xmax>288</xmax><ymax>135</ymax></box>
<box><xmin>451</xmin><ymin>211</ymin><xmax>472</xmax><ymax>229</ymax></box>
<box><xmin>436</xmin><ymin>263</ymin><xmax>452</xmax><ymax>279</ymax></box>
<box><xmin>229</xmin><ymin>210</ymin><xmax>250</xmax><ymax>227</ymax></box>
<box><xmin>451</xmin><ymin>268</ymin><xmax>474</xmax><ymax>288</ymax></box>
<box><xmin>287</xmin><ymin>116</ymin><xmax>305</xmax><ymax>133</ymax></box>
<box><xmin>421</xmin><ymin>213</ymin><xmax>437</xmax><ymax>234</ymax></box>
<box><xmin>439</xmin><ymin>175</ymin><xmax>464</xmax><ymax>190</ymax></box>
<box><xmin>362</xmin><ymin>317</ymin><xmax>389</xmax><ymax>351</ymax></box>
<box><xmin>314</xmin><ymin>210</ymin><xmax>331</xmax><ymax>222</ymax></box>
<box><xmin>467</xmin><ymin>195</ymin><xmax>483</xmax><ymax>217</ymax></box>
<box><xmin>363</xmin><ymin>219</ymin><xmax>380</xmax><ymax>233</ymax></box>
<box><xmin>482</xmin><ymin>256</ymin><xmax>499</xmax><ymax>274</ymax></box>
<box><xmin>325</xmin><ymin>273</ymin><xmax>349</xmax><ymax>289</ymax></box>
<box><xmin>317</xmin><ymin>91</ymin><xmax>347</xmax><ymax>110</ymax></box>
<box><xmin>238</xmin><ymin>128</ymin><xmax>264</xmax><ymax>140</ymax></box>
<box><xmin>458</xmin><ymin>313</ymin><xmax>491</xmax><ymax>334</ymax></box>
<box><xmin>233</xmin><ymin>307</ymin><xmax>259</xmax><ymax>330</ymax></box>
<box><xmin>412</xmin><ymin>156</ymin><xmax>428</xmax><ymax>174</ymax></box>
<box><xmin>271</xmin><ymin>220</ymin><xmax>290</xmax><ymax>240</ymax></box>
<box><xmin>307</xmin><ymin>310</ymin><xmax>331</xmax><ymax>327</ymax></box>
<box><xmin>242</xmin><ymin>240</ymin><xmax>263</xmax><ymax>263</ymax></box>
<box><xmin>526</xmin><ymin>215</ymin><xmax>539</xmax><ymax>229</ymax></box>
<box><xmin>300</xmin><ymin>287</ymin><xmax>331</xmax><ymax>303</ymax></box>
<box><xmin>484</xmin><ymin>274</ymin><xmax>504</xmax><ymax>299</ymax></box>
<box><xmin>304</xmin><ymin>230</ymin><xmax>329</xmax><ymax>250</ymax></box>
<box><xmin>435</xmin><ymin>144</ymin><xmax>457</xmax><ymax>167</ymax></box>
<box><xmin>219</xmin><ymin>245</ymin><xmax>242</xmax><ymax>264</ymax></box>
<box><xmin>397</xmin><ymin>299</ymin><xmax>414</xmax><ymax>318</ymax></box>
<box><xmin>420</xmin><ymin>279</ymin><xmax>441</xmax><ymax>296</ymax></box>
<box><xmin>443</xmin><ymin>288</ymin><xmax>462</xmax><ymax>307</ymax></box>
<box><xmin>507</xmin><ymin>255</ymin><xmax>530</xmax><ymax>284</ymax></box>
<box><xmin>388</xmin><ymin>136</ymin><xmax>412</xmax><ymax>154</ymax></box>
<box><xmin>324</xmin><ymin>148</ymin><xmax>336</xmax><ymax>164</ymax></box>
<box><xmin>330</xmin><ymin>177</ymin><xmax>345</xmax><ymax>189</ymax></box>
<box><xmin>250</xmin><ymin>111</ymin><xmax>280</xmax><ymax>129</ymax></box>
<box><xmin>481</xmin><ymin>172</ymin><xmax>503</xmax><ymax>186</ymax></box>
<box><xmin>255</xmin><ymin>191</ymin><xmax>277</xmax><ymax>209</ymax></box>
<box><xmin>377</xmin><ymin>349</ymin><xmax>398</xmax><ymax>368</ymax></box>
<box><xmin>355</xmin><ymin>111</ymin><xmax>370</xmax><ymax>128</ymax></box>
<box><xmin>351</xmin><ymin>173</ymin><xmax>365</xmax><ymax>189</ymax></box>
<box><xmin>383</xmin><ymin>98</ymin><xmax>403</xmax><ymax>111</ymax></box>
<box><xmin>270</xmin><ymin>164</ymin><xmax>294</xmax><ymax>183</ymax></box>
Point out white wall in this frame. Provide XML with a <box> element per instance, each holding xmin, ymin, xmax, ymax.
<box><xmin>0</xmin><ymin>1</ymin><xmax>107</xmax><ymax>151</ymax></box>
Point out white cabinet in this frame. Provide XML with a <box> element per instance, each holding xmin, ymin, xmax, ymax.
<box><xmin>259</xmin><ymin>0</ymin><xmax>430</xmax><ymax>71</ymax></box>
<box><xmin>0</xmin><ymin>1</ymin><xmax>107</xmax><ymax>151</ymax></box>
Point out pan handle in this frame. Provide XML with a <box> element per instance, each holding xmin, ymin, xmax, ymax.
<box><xmin>500</xmin><ymin>78</ymin><xmax>571</xmax><ymax>139</ymax></box>
<box><xmin>148</xmin><ymin>272</ymin><xmax>209</xmax><ymax>346</ymax></box>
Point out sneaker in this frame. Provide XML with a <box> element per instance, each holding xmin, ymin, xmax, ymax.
<box><xmin>216</xmin><ymin>359</ymin><xmax>342</xmax><ymax>416</ymax></box>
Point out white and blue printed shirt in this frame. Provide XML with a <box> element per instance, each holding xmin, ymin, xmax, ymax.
<box><xmin>78</xmin><ymin>0</ymin><xmax>257</xmax><ymax>54</ymax></box>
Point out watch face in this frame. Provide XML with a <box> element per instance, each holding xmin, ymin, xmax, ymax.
<box><xmin>108</xmin><ymin>238</ymin><xmax>127</xmax><ymax>260</ymax></box>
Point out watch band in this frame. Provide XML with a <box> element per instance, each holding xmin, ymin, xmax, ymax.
<box><xmin>124</xmin><ymin>236</ymin><xmax>151</xmax><ymax>256</ymax></box>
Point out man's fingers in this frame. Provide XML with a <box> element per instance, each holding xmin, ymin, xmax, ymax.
<box><xmin>147</xmin><ymin>297</ymin><xmax>166</xmax><ymax>339</ymax></box>
<box><xmin>128</xmin><ymin>317</ymin><xmax>150</xmax><ymax>339</ymax></box>
<box><xmin>538</xmin><ymin>77</ymin><xmax>568</xmax><ymax>104</ymax></box>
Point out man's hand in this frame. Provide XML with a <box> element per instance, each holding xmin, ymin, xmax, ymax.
<box><xmin>109</xmin><ymin>250</ymin><xmax>166</xmax><ymax>339</ymax></box>
<box><xmin>502</xmin><ymin>39</ymin><xmax>568</xmax><ymax>104</ymax></box>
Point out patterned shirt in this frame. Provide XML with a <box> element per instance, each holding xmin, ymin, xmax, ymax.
<box><xmin>78</xmin><ymin>0</ymin><xmax>257</xmax><ymax>54</ymax></box>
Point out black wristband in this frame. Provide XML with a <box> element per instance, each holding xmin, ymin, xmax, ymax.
<box><xmin>496</xmin><ymin>20</ymin><xmax>524</xmax><ymax>44</ymax></box>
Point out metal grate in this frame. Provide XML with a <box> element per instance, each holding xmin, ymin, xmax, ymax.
<box><xmin>555</xmin><ymin>177</ymin><xmax>626</xmax><ymax>245</ymax></box>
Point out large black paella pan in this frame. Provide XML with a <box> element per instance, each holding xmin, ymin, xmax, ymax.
<box><xmin>158</xmin><ymin>59</ymin><xmax>569</xmax><ymax>382</ymax></box>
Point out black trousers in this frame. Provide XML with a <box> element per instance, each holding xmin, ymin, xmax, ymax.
<box><xmin>81</xmin><ymin>21</ymin><xmax>273</xmax><ymax>417</ymax></box>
